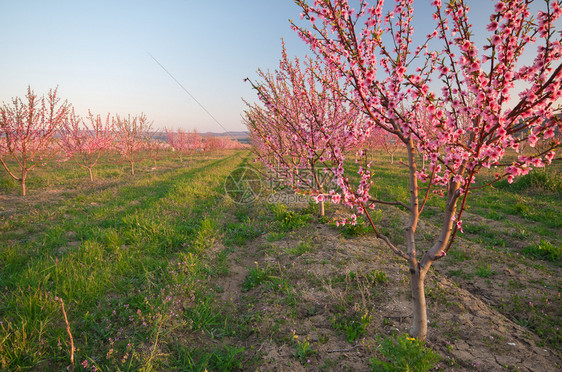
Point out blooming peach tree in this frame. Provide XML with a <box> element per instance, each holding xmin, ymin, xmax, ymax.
<box><xmin>0</xmin><ymin>87</ymin><xmax>70</xmax><ymax>195</ymax></box>
<box><xmin>281</xmin><ymin>0</ymin><xmax>561</xmax><ymax>340</ymax></box>
<box><xmin>113</xmin><ymin>113</ymin><xmax>153</xmax><ymax>175</ymax></box>
<box><xmin>59</xmin><ymin>110</ymin><xmax>114</xmax><ymax>182</ymax></box>
<box><xmin>245</xmin><ymin>43</ymin><xmax>365</xmax><ymax>216</ymax></box>
<box><xmin>363</xmin><ymin>126</ymin><xmax>402</xmax><ymax>164</ymax></box>
<box><xmin>146</xmin><ymin>137</ymin><xmax>168</xmax><ymax>169</ymax></box>
<box><xmin>165</xmin><ymin>128</ymin><xmax>202</xmax><ymax>163</ymax></box>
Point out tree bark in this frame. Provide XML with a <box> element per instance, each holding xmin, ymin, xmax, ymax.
<box><xmin>21</xmin><ymin>168</ymin><xmax>27</xmax><ymax>196</ymax></box>
<box><xmin>409</xmin><ymin>267</ymin><xmax>428</xmax><ymax>340</ymax></box>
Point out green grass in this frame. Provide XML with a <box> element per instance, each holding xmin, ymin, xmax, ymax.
<box><xmin>332</xmin><ymin>312</ymin><xmax>371</xmax><ymax>344</ymax></box>
<box><xmin>269</xmin><ymin>203</ymin><xmax>313</xmax><ymax>231</ymax></box>
<box><xmin>0</xmin><ymin>150</ymin><xmax>250</xmax><ymax>370</ymax></box>
<box><xmin>1</xmin><ymin>148</ymin><xmax>560</xmax><ymax>369</ymax></box>
<box><xmin>521</xmin><ymin>240</ymin><xmax>561</xmax><ymax>263</ymax></box>
<box><xmin>242</xmin><ymin>262</ymin><xmax>269</xmax><ymax>292</ymax></box>
<box><xmin>370</xmin><ymin>333</ymin><xmax>440</xmax><ymax>372</ymax></box>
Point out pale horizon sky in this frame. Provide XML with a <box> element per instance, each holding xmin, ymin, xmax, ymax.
<box><xmin>0</xmin><ymin>0</ymin><xmax>310</xmax><ymax>133</ymax></box>
<box><xmin>1</xmin><ymin>1</ymin><xmax>559</xmax><ymax>134</ymax></box>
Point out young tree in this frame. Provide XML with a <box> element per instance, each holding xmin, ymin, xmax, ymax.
<box><xmin>113</xmin><ymin>113</ymin><xmax>153</xmax><ymax>176</ymax></box>
<box><xmin>364</xmin><ymin>126</ymin><xmax>402</xmax><ymax>163</ymax></box>
<box><xmin>59</xmin><ymin>110</ymin><xmax>114</xmax><ymax>182</ymax></box>
<box><xmin>146</xmin><ymin>137</ymin><xmax>168</xmax><ymax>169</ymax></box>
<box><xmin>165</xmin><ymin>128</ymin><xmax>202</xmax><ymax>163</ymax></box>
<box><xmin>0</xmin><ymin>87</ymin><xmax>70</xmax><ymax>195</ymax></box>
<box><xmin>245</xmin><ymin>43</ymin><xmax>364</xmax><ymax>216</ymax></box>
<box><xmin>283</xmin><ymin>0</ymin><xmax>562</xmax><ymax>340</ymax></box>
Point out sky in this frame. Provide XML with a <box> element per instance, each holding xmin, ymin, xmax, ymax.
<box><xmin>1</xmin><ymin>1</ymin><xmax>559</xmax><ymax>134</ymax></box>
<box><xmin>0</xmin><ymin>0</ymin><xmax>310</xmax><ymax>133</ymax></box>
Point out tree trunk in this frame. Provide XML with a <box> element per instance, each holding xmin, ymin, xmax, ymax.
<box><xmin>409</xmin><ymin>267</ymin><xmax>428</xmax><ymax>340</ymax></box>
<box><xmin>130</xmin><ymin>161</ymin><xmax>135</xmax><ymax>176</ymax></box>
<box><xmin>390</xmin><ymin>153</ymin><xmax>394</xmax><ymax>164</ymax></box>
<box><xmin>319</xmin><ymin>200</ymin><xmax>325</xmax><ymax>217</ymax></box>
<box><xmin>21</xmin><ymin>168</ymin><xmax>27</xmax><ymax>196</ymax></box>
<box><xmin>88</xmin><ymin>167</ymin><xmax>94</xmax><ymax>182</ymax></box>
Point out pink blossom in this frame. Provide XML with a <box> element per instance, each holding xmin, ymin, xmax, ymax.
<box><xmin>487</xmin><ymin>21</ymin><xmax>499</xmax><ymax>31</ymax></box>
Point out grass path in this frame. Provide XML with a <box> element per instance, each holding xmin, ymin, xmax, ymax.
<box><xmin>0</xmin><ymin>151</ymin><xmax>248</xmax><ymax>370</ymax></box>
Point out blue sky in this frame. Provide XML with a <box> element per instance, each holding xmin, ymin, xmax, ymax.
<box><xmin>1</xmin><ymin>1</ymin><xmax>559</xmax><ymax>133</ymax></box>
<box><xmin>0</xmin><ymin>0</ymin><xmax>309</xmax><ymax>132</ymax></box>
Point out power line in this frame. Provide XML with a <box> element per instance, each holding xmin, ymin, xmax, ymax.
<box><xmin>147</xmin><ymin>51</ymin><xmax>235</xmax><ymax>139</ymax></box>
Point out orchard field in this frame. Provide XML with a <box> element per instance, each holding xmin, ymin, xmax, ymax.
<box><xmin>0</xmin><ymin>149</ymin><xmax>560</xmax><ymax>371</ymax></box>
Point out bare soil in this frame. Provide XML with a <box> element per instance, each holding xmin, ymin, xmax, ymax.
<box><xmin>211</xmin><ymin>204</ymin><xmax>561</xmax><ymax>371</ymax></box>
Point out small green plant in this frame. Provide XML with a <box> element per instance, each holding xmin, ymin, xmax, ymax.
<box><xmin>370</xmin><ymin>334</ymin><xmax>440</xmax><ymax>372</ymax></box>
<box><xmin>521</xmin><ymin>240</ymin><xmax>561</xmax><ymax>263</ymax></box>
<box><xmin>496</xmin><ymin>169</ymin><xmax>562</xmax><ymax>194</ymax></box>
<box><xmin>242</xmin><ymin>262</ymin><xmax>269</xmax><ymax>291</ymax></box>
<box><xmin>192</xmin><ymin>217</ymin><xmax>218</xmax><ymax>253</ymax></box>
<box><xmin>269</xmin><ymin>203</ymin><xmax>312</xmax><ymax>231</ymax></box>
<box><xmin>339</xmin><ymin>216</ymin><xmax>370</xmax><ymax>238</ymax></box>
<box><xmin>367</xmin><ymin>270</ymin><xmax>388</xmax><ymax>284</ymax></box>
<box><xmin>288</xmin><ymin>240</ymin><xmax>314</xmax><ymax>256</ymax></box>
<box><xmin>280</xmin><ymin>210</ymin><xmax>312</xmax><ymax>231</ymax></box>
<box><xmin>224</xmin><ymin>218</ymin><xmax>262</xmax><ymax>246</ymax></box>
<box><xmin>332</xmin><ymin>312</ymin><xmax>371</xmax><ymax>343</ymax></box>
<box><xmin>474</xmin><ymin>263</ymin><xmax>495</xmax><ymax>278</ymax></box>
<box><xmin>169</xmin><ymin>343</ymin><xmax>245</xmax><ymax>371</ymax></box>
<box><xmin>265</xmin><ymin>231</ymin><xmax>286</xmax><ymax>242</ymax></box>
<box><xmin>292</xmin><ymin>331</ymin><xmax>316</xmax><ymax>364</ymax></box>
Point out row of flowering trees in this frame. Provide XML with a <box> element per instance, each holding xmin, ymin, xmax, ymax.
<box><xmin>245</xmin><ymin>0</ymin><xmax>561</xmax><ymax>341</ymax></box>
<box><xmin>0</xmin><ymin>87</ymin><xmax>246</xmax><ymax>195</ymax></box>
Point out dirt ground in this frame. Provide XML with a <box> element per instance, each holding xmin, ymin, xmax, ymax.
<box><xmin>211</xmin><ymin>203</ymin><xmax>561</xmax><ymax>371</ymax></box>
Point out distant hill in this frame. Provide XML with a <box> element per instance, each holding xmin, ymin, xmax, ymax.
<box><xmin>153</xmin><ymin>130</ymin><xmax>251</xmax><ymax>144</ymax></box>
<box><xmin>203</xmin><ymin>131</ymin><xmax>251</xmax><ymax>144</ymax></box>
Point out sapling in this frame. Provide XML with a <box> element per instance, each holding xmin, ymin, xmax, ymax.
<box><xmin>245</xmin><ymin>42</ymin><xmax>365</xmax><ymax>216</ymax></box>
<box><xmin>59</xmin><ymin>110</ymin><xmax>114</xmax><ymax>182</ymax></box>
<box><xmin>113</xmin><ymin>113</ymin><xmax>153</xmax><ymax>176</ymax></box>
<box><xmin>0</xmin><ymin>87</ymin><xmax>70</xmax><ymax>195</ymax></box>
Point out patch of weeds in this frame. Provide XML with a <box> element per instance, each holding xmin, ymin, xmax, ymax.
<box><xmin>167</xmin><ymin>342</ymin><xmax>245</xmax><ymax>371</ymax></box>
<box><xmin>425</xmin><ymin>285</ymin><xmax>451</xmax><ymax>306</ymax></box>
<box><xmin>370</xmin><ymin>333</ymin><xmax>440</xmax><ymax>372</ymax></box>
<box><xmin>224</xmin><ymin>218</ymin><xmax>262</xmax><ymax>246</ymax></box>
<box><xmin>270</xmin><ymin>203</ymin><xmax>312</xmax><ymax>231</ymax></box>
<box><xmin>292</xmin><ymin>331</ymin><xmax>316</xmax><ymax>364</ymax></box>
<box><xmin>447</xmin><ymin>269</ymin><xmax>464</xmax><ymax>277</ymax></box>
<box><xmin>269</xmin><ymin>203</ymin><xmax>289</xmax><ymax>220</ymax></box>
<box><xmin>204</xmin><ymin>248</ymin><xmax>231</xmax><ymax>277</ymax></box>
<box><xmin>268</xmin><ymin>276</ymin><xmax>297</xmax><ymax>307</ymax></box>
<box><xmin>474</xmin><ymin>263</ymin><xmax>496</xmax><ymax>278</ymax></box>
<box><xmin>447</xmin><ymin>247</ymin><xmax>470</xmax><ymax>262</ymax></box>
<box><xmin>184</xmin><ymin>295</ymin><xmax>232</xmax><ymax>337</ymax></box>
<box><xmin>287</xmin><ymin>240</ymin><xmax>315</xmax><ymax>256</ymax></box>
<box><xmin>318</xmin><ymin>215</ymin><xmax>330</xmax><ymax>224</ymax></box>
<box><xmin>265</xmin><ymin>232</ymin><xmax>286</xmax><ymax>242</ymax></box>
<box><xmin>192</xmin><ymin>217</ymin><xmax>218</xmax><ymax>253</ymax></box>
<box><xmin>508</xmin><ymin>278</ymin><xmax>525</xmax><ymax>289</ymax></box>
<box><xmin>521</xmin><ymin>240</ymin><xmax>561</xmax><ymax>263</ymax></box>
<box><xmin>280</xmin><ymin>210</ymin><xmax>312</xmax><ymax>231</ymax></box>
<box><xmin>242</xmin><ymin>262</ymin><xmax>269</xmax><ymax>292</ymax></box>
<box><xmin>339</xmin><ymin>216</ymin><xmax>370</xmax><ymax>238</ymax></box>
<box><xmin>496</xmin><ymin>169</ymin><xmax>562</xmax><ymax>194</ymax></box>
<box><xmin>332</xmin><ymin>312</ymin><xmax>371</xmax><ymax>343</ymax></box>
<box><xmin>496</xmin><ymin>294</ymin><xmax>560</xmax><ymax>349</ymax></box>
<box><xmin>367</xmin><ymin>270</ymin><xmax>389</xmax><ymax>285</ymax></box>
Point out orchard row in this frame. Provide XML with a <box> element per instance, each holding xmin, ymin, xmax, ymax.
<box><xmin>243</xmin><ymin>0</ymin><xmax>561</xmax><ymax>341</ymax></box>
<box><xmin>0</xmin><ymin>87</ymin><xmax>247</xmax><ymax>195</ymax></box>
